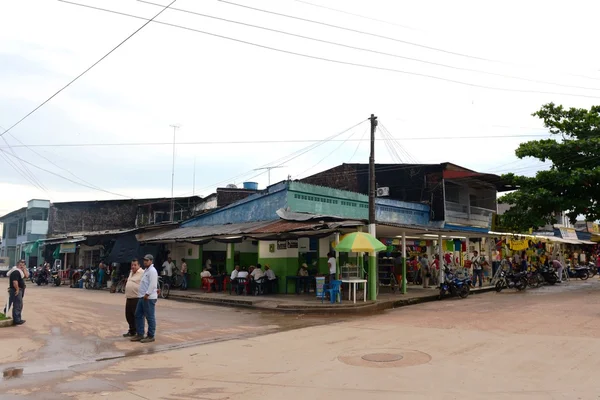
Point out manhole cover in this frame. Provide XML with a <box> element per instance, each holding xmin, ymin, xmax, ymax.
<box><xmin>361</xmin><ymin>353</ymin><xmax>403</xmax><ymax>362</ymax></box>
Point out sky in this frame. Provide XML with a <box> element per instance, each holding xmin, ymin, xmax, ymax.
<box><xmin>1</xmin><ymin>0</ymin><xmax>600</xmax><ymax>216</ymax></box>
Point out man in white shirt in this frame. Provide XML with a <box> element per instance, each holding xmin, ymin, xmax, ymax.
<box><xmin>230</xmin><ymin>265</ymin><xmax>240</xmax><ymax>281</ymax></box>
<box><xmin>237</xmin><ymin>269</ymin><xmax>249</xmax><ymax>279</ymax></box>
<box><xmin>328</xmin><ymin>252</ymin><xmax>337</xmax><ymax>282</ymax></box>
<box><xmin>200</xmin><ymin>268</ymin><xmax>212</xmax><ymax>278</ymax></box>
<box><xmin>250</xmin><ymin>265</ymin><xmax>264</xmax><ymax>281</ymax></box>
<box><xmin>264</xmin><ymin>265</ymin><xmax>276</xmax><ymax>281</ymax></box>
<box><xmin>131</xmin><ymin>254</ymin><xmax>158</xmax><ymax>343</ymax></box>
<box><xmin>161</xmin><ymin>257</ymin><xmax>174</xmax><ymax>277</ymax></box>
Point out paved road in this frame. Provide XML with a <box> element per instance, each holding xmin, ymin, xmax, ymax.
<box><xmin>2</xmin><ymin>279</ymin><xmax>600</xmax><ymax>399</ymax></box>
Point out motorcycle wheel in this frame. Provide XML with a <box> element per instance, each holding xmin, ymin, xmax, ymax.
<box><xmin>527</xmin><ymin>276</ymin><xmax>539</xmax><ymax>288</ymax></box>
<box><xmin>495</xmin><ymin>281</ymin><xmax>504</xmax><ymax>292</ymax></box>
<box><xmin>579</xmin><ymin>271</ymin><xmax>589</xmax><ymax>281</ymax></box>
<box><xmin>459</xmin><ymin>285</ymin><xmax>470</xmax><ymax>299</ymax></box>
<box><xmin>54</xmin><ymin>278</ymin><xmax>61</xmax><ymax>286</ymax></box>
<box><xmin>161</xmin><ymin>283</ymin><xmax>170</xmax><ymax>299</ymax></box>
<box><xmin>438</xmin><ymin>288</ymin><xmax>445</xmax><ymax>300</ymax></box>
<box><xmin>517</xmin><ymin>278</ymin><xmax>528</xmax><ymax>291</ymax></box>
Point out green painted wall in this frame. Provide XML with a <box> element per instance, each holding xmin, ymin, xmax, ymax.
<box><xmin>239</xmin><ymin>252</ymin><xmax>258</xmax><ymax>267</ymax></box>
<box><xmin>187</xmin><ymin>247</ymin><xmax>203</xmax><ymax>289</ymax></box>
<box><xmin>257</xmin><ymin>256</ymin><xmax>300</xmax><ymax>293</ymax></box>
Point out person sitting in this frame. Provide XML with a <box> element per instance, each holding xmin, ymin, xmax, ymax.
<box><xmin>297</xmin><ymin>263</ymin><xmax>310</xmax><ymax>293</ymax></box>
<box><xmin>234</xmin><ymin>267</ymin><xmax>249</xmax><ymax>295</ymax></box>
<box><xmin>200</xmin><ymin>268</ymin><xmax>212</xmax><ymax>278</ymax></box>
<box><xmin>250</xmin><ymin>264</ymin><xmax>265</xmax><ymax>294</ymax></box>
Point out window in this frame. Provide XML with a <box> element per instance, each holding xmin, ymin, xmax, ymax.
<box><xmin>445</xmin><ymin>182</ymin><xmax>460</xmax><ymax>203</ymax></box>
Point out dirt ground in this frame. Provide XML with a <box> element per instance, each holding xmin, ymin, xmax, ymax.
<box><xmin>2</xmin><ymin>278</ymin><xmax>600</xmax><ymax>399</ymax></box>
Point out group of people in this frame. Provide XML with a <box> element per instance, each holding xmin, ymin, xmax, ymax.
<box><xmin>122</xmin><ymin>254</ymin><xmax>159</xmax><ymax>343</ymax></box>
<box><xmin>160</xmin><ymin>257</ymin><xmax>189</xmax><ymax>290</ymax></box>
<box><xmin>228</xmin><ymin>264</ymin><xmax>277</xmax><ymax>294</ymax></box>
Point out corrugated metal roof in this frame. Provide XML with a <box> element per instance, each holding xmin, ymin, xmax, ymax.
<box><xmin>250</xmin><ymin>220</ymin><xmax>322</xmax><ymax>233</ymax></box>
<box><xmin>138</xmin><ymin>220</ymin><xmax>274</xmax><ymax>242</ymax></box>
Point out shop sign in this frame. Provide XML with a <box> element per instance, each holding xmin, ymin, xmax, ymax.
<box><xmin>559</xmin><ymin>227</ymin><xmax>578</xmax><ymax>240</ymax></box>
<box><xmin>286</xmin><ymin>240</ymin><xmax>298</xmax><ymax>249</ymax></box>
<box><xmin>60</xmin><ymin>243</ymin><xmax>76</xmax><ymax>254</ymax></box>
<box><xmin>277</xmin><ymin>241</ymin><xmax>287</xmax><ymax>250</ymax></box>
<box><xmin>592</xmin><ymin>223</ymin><xmax>599</xmax><ymax>234</ymax></box>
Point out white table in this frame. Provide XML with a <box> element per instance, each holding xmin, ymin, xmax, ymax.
<box><xmin>341</xmin><ymin>278</ymin><xmax>368</xmax><ymax>303</ymax></box>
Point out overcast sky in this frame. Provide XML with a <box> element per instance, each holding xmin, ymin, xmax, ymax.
<box><xmin>1</xmin><ymin>0</ymin><xmax>600</xmax><ymax>215</ymax></box>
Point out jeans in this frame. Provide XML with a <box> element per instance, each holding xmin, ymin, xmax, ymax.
<box><xmin>135</xmin><ymin>298</ymin><xmax>157</xmax><ymax>338</ymax></box>
<box><xmin>181</xmin><ymin>273</ymin><xmax>188</xmax><ymax>290</ymax></box>
<box><xmin>9</xmin><ymin>289</ymin><xmax>23</xmax><ymax>323</ymax></box>
<box><xmin>473</xmin><ymin>269</ymin><xmax>483</xmax><ymax>287</ymax></box>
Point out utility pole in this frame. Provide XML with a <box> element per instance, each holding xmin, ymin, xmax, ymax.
<box><xmin>169</xmin><ymin>124</ymin><xmax>180</xmax><ymax>222</ymax></box>
<box><xmin>253</xmin><ymin>165</ymin><xmax>285</xmax><ymax>186</ymax></box>
<box><xmin>192</xmin><ymin>157</ymin><xmax>196</xmax><ymax>196</ymax></box>
<box><xmin>368</xmin><ymin>114</ymin><xmax>378</xmax><ymax>301</ymax></box>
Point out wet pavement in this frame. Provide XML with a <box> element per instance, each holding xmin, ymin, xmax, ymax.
<box><xmin>2</xmin><ymin>278</ymin><xmax>600</xmax><ymax>399</ymax></box>
<box><xmin>0</xmin><ymin>283</ymin><xmax>354</xmax><ymax>397</ymax></box>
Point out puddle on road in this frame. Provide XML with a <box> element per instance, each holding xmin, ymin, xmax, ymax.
<box><xmin>3</xmin><ymin>367</ymin><xmax>23</xmax><ymax>379</ymax></box>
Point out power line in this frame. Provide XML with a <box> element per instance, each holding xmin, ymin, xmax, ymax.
<box><xmin>176</xmin><ymin>119</ymin><xmax>368</xmax><ymax>197</ymax></box>
<box><xmin>0</xmin><ymin>148</ymin><xmax>133</xmax><ymax>199</ymax></box>
<box><xmin>60</xmin><ymin>2</ymin><xmax>600</xmax><ymax>100</ymax></box>
<box><xmin>291</xmin><ymin>0</ymin><xmax>419</xmax><ymax>31</ymax></box>
<box><xmin>349</xmin><ymin>127</ymin><xmax>368</xmax><ymax>162</ymax></box>
<box><xmin>216</xmin><ymin>0</ymin><xmax>494</xmax><ymax>62</ymax></box>
<box><xmin>139</xmin><ymin>0</ymin><xmax>600</xmax><ymax>92</ymax></box>
<box><xmin>0</xmin><ymin>134</ymin><xmax>48</xmax><ymax>192</ymax></box>
<box><xmin>0</xmin><ymin>0</ymin><xmax>177</xmax><ymax>138</ymax></box>
<box><xmin>1</xmin><ymin>126</ymin><xmax>111</xmax><ymax>193</ymax></box>
<box><xmin>0</xmin><ymin>134</ymin><xmax>551</xmax><ymax>150</ymax></box>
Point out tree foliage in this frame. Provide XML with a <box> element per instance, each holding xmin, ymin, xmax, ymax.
<box><xmin>498</xmin><ymin>103</ymin><xmax>600</xmax><ymax>232</ymax></box>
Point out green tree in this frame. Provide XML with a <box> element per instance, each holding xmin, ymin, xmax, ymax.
<box><xmin>498</xmin><ymin>103</ymin><xmax>600</xmax><ymax>232</ymax></box>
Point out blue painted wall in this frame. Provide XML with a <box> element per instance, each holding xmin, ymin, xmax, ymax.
<box><xmin>183</xmin><ymin>180</ymin><xmax>433</xmax><ymax>228</ymax></box>
<box><xmin>182</xmin><ymin>183</ymin><xmax>288</xmax><ymax>227</ymax></box>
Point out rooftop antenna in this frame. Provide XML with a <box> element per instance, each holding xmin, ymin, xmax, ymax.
<box><xmin>253</xmin><ymin>165</ymin><xmax>285</xmax><ymax>186</ymax></box>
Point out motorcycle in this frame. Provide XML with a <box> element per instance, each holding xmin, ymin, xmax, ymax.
<box><xmin>36</xmin><ymin>269</ymin><xmax>50</xmax><ymax>286</ymax></box>
<box><xmin>30</xmin><ymin>267</ymin><xmax>38</xmax><ymax>283</ymax></box>
<box><xmin>495</xmin><ymin>269</ymin><xmax>528</xmax><ymax>292</ymax></box>
<box><xmin>567</xmin><ymin>266</ymin><xmax>589</xmax><ymax>280</ymax></box>
<box><xmin>51</xmin><ymin>269</ymin><xmax>61</xmax><ymax>286</ymax></box>
<box><xmin>538</xmin><ymin>265</ymin><xmax>558</xmax><ymax>285</ymax></box>
<box><xmin>526</xmin><ymin>269</ymin><xmax>543</xmax><ymax>288</ymax></box>
<box><xmin>438</xmin><ymin>268</ymin><xmax>471</xmax><ymax>300</ymax></box>
<box><xmin>587</xmin><ymin>262</ymin><xmax>598</xmax><ymax>278</ymax></box>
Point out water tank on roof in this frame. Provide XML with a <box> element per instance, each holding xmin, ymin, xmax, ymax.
<box><xmin>243</xmin><ymin>182</ymin><xmax>258</xmax><ymax>190</ymax></box>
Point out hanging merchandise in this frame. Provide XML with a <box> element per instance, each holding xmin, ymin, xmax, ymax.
<box><xmin>445</xmin><ymin>240</ymin><xmax>454</xmax><ymax>251</ymax></box>
<box><xmin>508</xmin><ymin>239</ymin><xmax>529</xmax><ymax>251</ymax></box>
<box><xmin>461</xmin><ymin>242</ymin><xmax>467</xmax><ymax>252</ymax></box>
<box><xmin>454</xmin><ymin>240</ymin><xmax>462</xmax><ymax>252</ymax></box>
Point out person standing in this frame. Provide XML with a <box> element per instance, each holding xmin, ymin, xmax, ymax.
<box><xmin>161</xmin><ymin>257</ymin><xmax>174</xmax><ymax>279</ymax></box>
<box><xmin>131</xmin><ymin>254</ymin><xmax>158</xmax><ymax>343</ymax></box>
<box><xmin>8</xmin><ymin>260</ymin><xmax>27</xmax><ymax>325</ymax></box>
<box><xmin>552</xmin><ymin>257</ymin><xmax>565</xmax><ymax>283</ymax></box>
<box><xmin>123</xmin><ymin>259</ymin><xmax>144</xmax><ymax>337</ymax></box>
<box><xmin>328</xmin><ymin>252</ymin><xmax>336</xmax><ymax>282</ymax></box>
<box><xmin>420</xmin><ymin>254</ymin><xmax>430</xmax><ymax>288</ymax></box>
<box><xmin>472</xmin><ymin>251</ymin><xmax>484</xmax><ymax>288</ymax></box>
<box><xmin>180</xmin><ymin>258</ymin><xmax>188</xmax><ymax>290</ymax></box>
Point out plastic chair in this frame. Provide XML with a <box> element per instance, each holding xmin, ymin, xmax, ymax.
<box><xmin>321</xmin><ymin>280</ymin><xmax>342</xmax><ymax>304</ymax></box>
<box><xmin>201</xmin><ymin>277</ymin><xmax>215</xmax><ymax>292</ymax></box>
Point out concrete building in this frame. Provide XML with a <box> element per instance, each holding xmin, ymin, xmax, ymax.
<box><xmin>301</xmin><ymin>162</ymin><xmax>511</xmax><ymax>234</ymax></box>
<box><xmin>0</xmin><ymin>199</ymin><xmax>50</xmax><ymax>267</ymax></box>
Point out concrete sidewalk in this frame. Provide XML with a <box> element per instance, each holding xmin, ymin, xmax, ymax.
<box><xmin>168</xmin><ymin>284</ymin><xmax>494</xmax><ymax>314</ymax></box>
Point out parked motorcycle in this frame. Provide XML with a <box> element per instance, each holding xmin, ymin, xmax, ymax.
<box><xmin>36</xmin><ymin>269</ymin><xmax>49</xmax><ymax>286</ymax></box>
<box><xmin>526</xmin><ymin>269</ymin><xmax>543</xmax><ymax>288</ymax></box>
<box><xmin>495</xmin><ymin>269</ymin><xmax>528</xmax><ymax>292</ymax></box>
<box><xmin>567</xmin><ymin>266</ymin><xmax>589</xmax><ymax>280</ymax></box>
<box><xmin>438</xmin><ymin>268</ymin><xmax>471</xmax><ymax>300</ymax></box>
<box><xmin>587</xmin><ymin>262</ymin><xmax>598</xmax><ymax>278</ymax></box>
<box><xmin>538</xmin><ymin>265</ymin><xmax>558</xmax><ymax>285</ymax></box>
<box><xmin>51</xmin><ymin>269</ymin><xmax>61</xmax><ymax>286</ymax></box>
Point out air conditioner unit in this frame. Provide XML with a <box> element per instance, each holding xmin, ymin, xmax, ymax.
<box><xmin>376</xmin><ymin>187</ymin><xmax>390</xmax><ymax>197</ymax></box>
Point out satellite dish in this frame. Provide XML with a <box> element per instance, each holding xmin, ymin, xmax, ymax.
<box><xmin>226</xmin><ymin>184</ymin><xmax>237</xmax><ymax>188</ymax></box>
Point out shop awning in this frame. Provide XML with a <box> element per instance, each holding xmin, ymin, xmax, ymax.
<box><xmin>104</xmin><ymin>234</ymin><xmax>160</xmax><ymax>264</ymax></box>
<box><xmin>23</xmin><ymin>240</ymin><xmax>40</xmax><ymax>255</ymax></box>
<box><xmin>136</xmin><ymin>221</ymin><xmax>275</xmax><ymax>243</ymax></box>
<box><xmin>41</xmin><ymin>236</ymin><xmax>87</xmax><ymax>246</ymax></box>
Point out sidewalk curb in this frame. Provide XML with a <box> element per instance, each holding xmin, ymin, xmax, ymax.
<box><xmin>167</xmin><ymin>286</ymin><xmax>496</xmax><ymax>315</ymax></box>
<box><xmin>0</xmin><ymin>317</ymin><xmax>13</xmax><ymax>328</ymax></box>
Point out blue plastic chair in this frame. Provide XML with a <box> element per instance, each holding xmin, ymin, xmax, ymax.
<box><xmin>321</xmin><ymin>280</ymin><xmax>342</xmax><ymax>304</ymax></box>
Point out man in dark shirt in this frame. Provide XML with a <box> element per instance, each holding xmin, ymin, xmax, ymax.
<box><xmin>8</xmin><ymin>260</ymin><xmax>26</xmax><ymax>325</ymax></box>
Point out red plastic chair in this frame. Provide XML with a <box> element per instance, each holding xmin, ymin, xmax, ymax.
<box><xmin>201</xmin><ymin>277</ymin><xmax>215</xmax><ymax>292</ymax></box>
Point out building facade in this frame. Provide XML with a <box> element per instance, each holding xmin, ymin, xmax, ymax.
<box><xmin>0</xmin><ymin>199</ymin><xmax>50</xmax><ymax>266</ymax></box>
